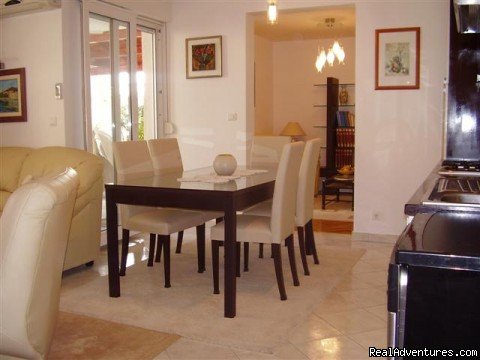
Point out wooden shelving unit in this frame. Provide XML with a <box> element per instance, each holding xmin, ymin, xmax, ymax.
<box><xmin>313</xmin><ymin>77</ymin><xmax>355</xmax><ymax>178</ymax></box>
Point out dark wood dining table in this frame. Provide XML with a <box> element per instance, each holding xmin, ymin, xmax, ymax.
<box><xmin>105</xmin><ymin>166</ymin><xmax>276</xmax><ymax>318</ymax></box>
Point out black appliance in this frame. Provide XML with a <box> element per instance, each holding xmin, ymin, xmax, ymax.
<box><xmin>388</xmin><ymin>211</ymin><xmax>480</xmax><ymax>356</ymax></box>
<box><xmin>445</xmin><ymin>0</ymin><xmax>480</xmax><ymax>162</ymax></box>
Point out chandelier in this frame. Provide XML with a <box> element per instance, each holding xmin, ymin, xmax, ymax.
<box><xmin>315</xmin><ymin>18</ymin><xmax>346</xmax><ymax>72</ymax></box>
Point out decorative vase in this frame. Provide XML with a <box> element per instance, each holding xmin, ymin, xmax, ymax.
<box><xmin>213</xmin><ymin>154</ymin><xmax>237</xmax><ymax>176</ymax></box>
<box><xmin>339</xmin><ymin>86</ymin><xmax>349</xmax><ymax>105</ymax></box>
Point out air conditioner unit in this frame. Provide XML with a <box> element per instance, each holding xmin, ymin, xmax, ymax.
<box><xmin>0</xmin><ymin>0</ymin><xmax>61</xmax><ymax>17</ymax></box>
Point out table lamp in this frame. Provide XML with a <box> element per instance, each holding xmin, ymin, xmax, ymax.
<box><xmin>280</xmin><ymin>121</ymin><xmax>306</xmax><ymax>142</ymax></box>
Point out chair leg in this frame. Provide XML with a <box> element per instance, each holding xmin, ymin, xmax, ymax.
<box><xmin>259</xmin><ymin>243</ymin><xmax>264</xmax><ymax>258</ymax></box>
<box><xmin>286</xmin><ymin>235</ymin><xmax>300</xmax><ymax>286</ymax></box>
<box><xmin>272</xmin><ymin>243</ymin><xmax>287</xmax><ymax>301</ymax></box>
<box><xmin>162</xmin><ymin>235</ymin><xmax>171</xmax><ymax>288</ymax></box>
<box><xmin>155</xmin><ymin>235</ymin><xmax>163</xmax><ymax>263</ymax></box>
<box><xmin>297</xmin><ymin>226</ymin><xmax>310</xmax><ymax>276</ymax></box>
<box><xmin>236</xmin><ymin>242</ymin><xmax>241</xmax><ymax>277</ymax></box>
<box><xmin>147</xmin><ymin>233</ymin><xmax>156</xmax><ymax>267</ymax></box>
<box><xmin>243</xmin><ymin>242</ymin><xmax>249</xmax><ymax>272</ymax></box>
<box><xmin>306</xmin><ymin>220</ymin><xmax>319</xmax><ymax>265</ymax></box>
<box><xmin>212</xmin><ymin>240</ymin><xmax>220</xmax><ymax>294</ymax></box>
<box><xmin>196</xmin><ymin>224</ymin><xmax>206</xmax><ymax>273</ymax></box>
<box><xmin>175</xmin><ymin>230</ymin><xmax>184</xmax><ymax>254</ymax></box>
<box><xmin>120</xmin><ymin>229</ymin><xmax>130</xmax><ymax>276</ymax></box>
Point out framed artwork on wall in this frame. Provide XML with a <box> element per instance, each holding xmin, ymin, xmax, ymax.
<box><xmin>0</xmin><ymin>67</ymin><xmax>27</xmax><ymax>122</ymax></box>
<box><xmin>375</xmin><ymin>27</ymin><xmax>420</xmax><ymax>90</ymax></box>
<box><xmin>186</xmin><ymin>35</ymin><xmax>222</xmax><ymax>79</ymax></box>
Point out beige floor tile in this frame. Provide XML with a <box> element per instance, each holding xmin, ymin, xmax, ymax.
<box><xmin>234</xmin><ymin>348</ymin><xmax>277</xmax><ymax>359</ymax></box>
<box><xmin>363</xmin><ymin>305</ymin><xmax>388</xmax><ymax>322</ymax></box>
<box><xmin>336</xmin><ymin>288</ymin><xmax>386</xmax><ymax>308</ymax></box>
<box><xmin>312</xmin><ymin>292</ymin><xmax>361</xmax><ymax>316</ymax></box>
<box><xmin>272</xmin><ymin>343</ymin><xmax>309</xmax><ymax>360</ymax></box>
<box><xmin>349</xmin><ymin>261</ymin><xmax>380</xmax><ymax>274</ymax></box>
<box><xmin>352</xmin><ymin>271</ymin><xmax>388</xmax><ymax>288</ymax></box>
<box><xmin>318</xmin><ymin>308</ymin><xmax>386</xmax><ymax>335</ymax></box>
<box><xmin>294</xmin><ymin>335</ymin><xmax>371</xmax><ymax>360</ymax></box>
<box><xmin>288</xmin><ymin>314</ymin><xmax>341</xmax><ymax>344</ymax></box>
<box><xmin>348</xmin><ymin>328</ymin><xmax>387</xmax><ymax>350</ymax></box>
<box><xmin>333</xmin><ymin>276</ymin><xmax>373</xmax><ymax>292</ymax></box>
<box><xmin>165</xmin><ymin>338</ymin><xmax>238</xmax><ymax>359</ymax></box>
<box><xmin>153</xmin><ymin>351</ymin><xmax>171</xmax><ymax>359</ymax></box>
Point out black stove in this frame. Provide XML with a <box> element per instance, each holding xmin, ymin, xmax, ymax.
<box><xmin>438</xmin><ymin>160</ymin><xmax>480</xmax><ymax>177</ymax></box>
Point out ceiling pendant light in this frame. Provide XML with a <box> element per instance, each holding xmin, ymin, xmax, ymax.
<box><xmin>315</xmin><ymin>48</ymin><xmax>327</xmax><ymax>72</ymax></box>
<box><xmin>314</xmin><ymin>18</ymin><xmax>346</xmax><ymax>72</ymax></box>
<box><xmin>267</xmin><ymin>0</ymin><xmax>277</xmax><ymax>24</ymax></box>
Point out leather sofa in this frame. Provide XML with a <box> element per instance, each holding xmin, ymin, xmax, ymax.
<box><xmin>0</xmin><ymin>147</ymin><xmax>103</xmax><ymax>270</ymax></box>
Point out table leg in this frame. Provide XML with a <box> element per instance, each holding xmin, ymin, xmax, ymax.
<box><xmin>224</xmin><ymin>200</ymin><xmax>237</xmax><ymax>318</ymax></box>
<box><xmin>321</xmin><ymin>179</ymin><xmax>327</xmax><ymax>210</ymax></box>
<box><xmin>106</xmin><ymin>191</ymin><xmax>120</xmax><ymax>297</ymax></box>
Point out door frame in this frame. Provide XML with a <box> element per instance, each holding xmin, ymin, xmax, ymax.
<box><xmin>81</xmin><ymin>0</ymin><xmax>167</xmax><ymax>152</ymax></box>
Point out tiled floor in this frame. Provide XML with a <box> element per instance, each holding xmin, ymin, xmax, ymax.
<box><xmin>150</xmin><ymin>233</ymin><xmax>394</xmax><ymax>360</ymax></box>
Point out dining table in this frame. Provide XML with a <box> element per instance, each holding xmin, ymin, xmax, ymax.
<box><xmin>105</xmin><ymin>166</ymin><xmax>276</xmax><ymax>318</ymax></box>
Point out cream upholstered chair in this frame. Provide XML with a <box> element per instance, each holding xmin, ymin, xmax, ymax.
<box><xmin>0</xmin><ymin>168</ymin><xmax>79</xmax><ymax>359</ymax></box>
<box><xmin>211</xmin><ymin>141</ymin><xmax>305</xmax><ymax>300</ymax></box>
<box><xmin>244</xmin><ymin>139</ymin><xmax>322</xmax><ymax>274</ymax></box>
<box><xmin>250</xmin><ymin>135</ymin><xmax>291</xmax><ymax>167</ymax></box>
<box><xmin>112</xmin><ymin>140</ymin><xmax>206</xmax><ymax>288</ymax></box>
<box><xmin>147</xmin><ymin>138</ymin><xmax>223</xmax><ymax>254</ymax></box>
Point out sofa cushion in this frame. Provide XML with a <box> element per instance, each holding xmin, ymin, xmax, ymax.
<box><xmin>0</xmin><ymin>147</ymin><xmax>32</xmax><ymax>193</ymax></box>
<box><xmin>18</xmin><ymin>146</ymin><xmax>103</xmax><ymax>199</ymax></box>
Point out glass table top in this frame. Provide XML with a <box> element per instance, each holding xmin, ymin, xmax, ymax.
<box><xmin>110</xmin><ymin>166</ymin><xmax>277</xmax><ymax>192</ymax></box>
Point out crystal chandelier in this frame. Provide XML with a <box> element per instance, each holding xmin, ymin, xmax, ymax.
<box><xmin>315</xmin><ymin>18</ymin><xmax>346</xmax><ymax>72</ymax></box>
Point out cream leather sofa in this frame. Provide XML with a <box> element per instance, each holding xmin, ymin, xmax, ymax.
<box><xmin>0</xmin><ymin>147</ymin><xmax>103</xmax><ymax>270</ymax></box>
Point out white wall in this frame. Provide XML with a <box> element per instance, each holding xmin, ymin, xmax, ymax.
<box><xmin>272</xmin><ymin>37</ymin><xmax>355</xmax><ymax>154</ymax></box>
<box><xmin>354</xmin><ymin>1</ymin><xmax>449</xmax><ymax>235</ymax></box>
<box><xmin>254</xmin><ymin>35</ymin><xmax>274</xmax><ymax>135</ymax></box>
<box><xmin>168</xmin><ymin>0</ymin><xmax>449</xmax><ymax>236</ymax></box>
<box><xmin>0</xmin><ymin>9</ymin><xmax>66</xmax><ymax>147</ymax></box>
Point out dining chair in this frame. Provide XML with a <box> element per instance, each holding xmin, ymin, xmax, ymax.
<box><xmin>210</xmin><ymin>141</ymin><xmax>305</xmax><ymax>300</ymax></box>
<box><xmin>112</xmin><ymin>140</ymin><xmax>206</xmax><ymax>287</ymax></box>
<box><xmin>244</xmin><ymin>138</ymin><xmax>322</xmax><ymax>274</ymax></box>
<box><xmin>147</xmin><ymin>138</ymin><xmax>224</xmax><ymax>256</ymax></box>
<box><xmin>250</xmin><ymin>135</ymin><xmax>291</xmax><ymax>167</ymax></box>
<box><xmin>0</xmin><ymin>168</ymin><xmax>78</xmax><ymax>359</ymax></box>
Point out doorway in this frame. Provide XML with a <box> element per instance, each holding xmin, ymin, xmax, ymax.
<box><xmin>252</xmin><ymin>5</ymin><xmax>356</xmax><ymax>224</ymax></box>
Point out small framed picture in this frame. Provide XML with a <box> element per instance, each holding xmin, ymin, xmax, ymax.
<box><xmin>186</xmin><ymin>35</ymin><xmax>222</xmax><ymax>79</ymax></box>
<box><xmin>375</xmin><ymin>27</ymin><xmax>420</xmax><ymax>90</ymax></box>
<box><xmin>0</xmin><ymin>67</ymin><xmax>27</xmax><ymax>122</ymax></box>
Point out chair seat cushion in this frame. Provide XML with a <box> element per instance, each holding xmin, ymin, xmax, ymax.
<box><xmin>243</xmin><ymin>200</ymin><xmax>305</xmax><ymax>227</ymax></box>
<box><xmin>210</xmin><ymin>215</ymin><xmax>274</xmax><ymax>244</ymax></box>
<box><xmin>124</xmin><ymin>208</ymin><xmax>204</xmax><ymax>235</ymax></box>
<box><xmin>201</xmin><ymin>210</ymin><xmax>224</xmax><ymax>222</ymax></box>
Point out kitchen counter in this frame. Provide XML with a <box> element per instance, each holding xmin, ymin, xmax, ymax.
<box><xmin>404</xmin><ymin>162</ymin><xmax>480</xmax><ymax>216</ymax></box>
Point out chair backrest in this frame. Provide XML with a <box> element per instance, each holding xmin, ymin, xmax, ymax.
<box><xmin>0</xmin><ymin>168</ymin><xmax>78</xmax><ymax>359</ymax></box>
<box><xmin>250</xmin><ymin>136</ymin><xmax>291</xmax><ymax>167</ymax></box>
<box><xmin>112</xmin><ymin>140</ymin><xmax>153</xmax><ymax>221</ymax></box>
<box><xmin>147</xmin><ymin>138</ymin><xmax>184</xmax><ymax>176</ymax></box>
<box><xmin>296</xmin><ymin>138</ymin><xmax>322</xmax><ymax>226</ymax></box>
<box><xmin>270</xmin><ymin>141</ymin><xmax>304</xmax><ymax>243</ymax></box>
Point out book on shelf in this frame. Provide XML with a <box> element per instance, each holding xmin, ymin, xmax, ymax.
<box><xmin>335</xmin><ymin>148</ymin><xmax>354</xmax><ymax>169</ymax></box>
<box><xmin>336</xmin><ymin>111</ymin><xmax>355</xmax><ymax>127</ymax></box>
<box><xmin>335</xmin><ymin>127</ymin><xmax>355</xmax><ymax>147</ymax></box>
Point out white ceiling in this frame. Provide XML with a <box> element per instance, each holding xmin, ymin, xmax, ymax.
<box><xmin>254</xmin><ymin>5</ymin><xmax>356</xmax><ymax>42</ymax></box>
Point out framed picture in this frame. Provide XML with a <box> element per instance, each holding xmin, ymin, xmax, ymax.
<box><xmin>186</xmin><ymin>35</ymin><xmax>222</xmax><ymax>79</ymax></box>
<box><xmin>375</xmin><ymin>27</ymin><xmax>420</xmax><ymax>90</ymax></box>
<box><xmin>0</xmin><ymin>68</ymin><xmax>27</xmax><ymax>122</ymax></box>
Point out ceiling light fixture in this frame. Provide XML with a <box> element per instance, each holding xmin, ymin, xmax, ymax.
<box><xmin>267</xmin><ymin>0</ymin><xmax>277</xmax><ymax>24</ymax></box>
<box><xmin>315</xmin><ymin>18</ymin><xmax>346</xmax><ymax>72</ymax></box>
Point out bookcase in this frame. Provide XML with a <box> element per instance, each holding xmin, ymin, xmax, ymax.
<box><xmin>313</xmin><ymin>77</ymin><xmax>355</xmax><ymax>178</ymax></box>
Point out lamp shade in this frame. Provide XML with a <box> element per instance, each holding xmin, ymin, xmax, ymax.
<box><xmin>280</xmin><ymin>122</ymin><xmax>306</xmax><ymax>137</ymax></box>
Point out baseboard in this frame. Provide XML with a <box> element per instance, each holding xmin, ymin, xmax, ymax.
<box><xmin>351</xmin><ymin>231</ymin><xmax>398</xmax><ymax>244</ymax></box>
